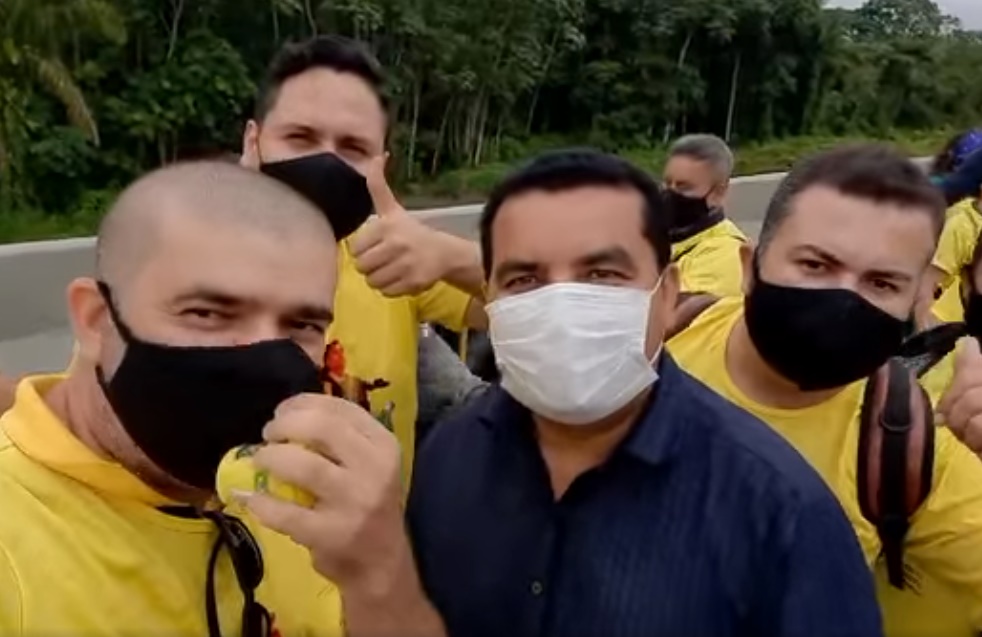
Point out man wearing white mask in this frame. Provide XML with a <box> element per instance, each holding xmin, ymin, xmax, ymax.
<box><xmin>400</xmin><ymin>149</ymin><xmax>882</xmax><ymax>636</ymax></box>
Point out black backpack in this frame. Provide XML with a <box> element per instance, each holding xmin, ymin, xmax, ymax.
<box><xmin>670</xmin><ymin>294</ymin><xmax>949</xmax><ymax>589</ymax></box>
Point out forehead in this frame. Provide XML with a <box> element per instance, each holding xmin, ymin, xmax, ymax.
<box><xmin>664</xmin><ymin>155</ymin><xmax>714</xmax><ymax>179</ymax></box>
<box><xmin>134</xmin><ymin>215</ymin><xmax>336</xmax><ymax>309</ymax></box>
<box><xmin>770</xmin><ymin>185</ymin><xmax>936</xmax><ymax>270</ymax></box>
<box><xmin>490</xmin><ymin>185</ymin><xmax>655</xmax><ymax>265</ymax></box>
<box><xmin>264</xmin><ymin>68</ymin><xmax>385</xmax><ymax>142</ymax></box>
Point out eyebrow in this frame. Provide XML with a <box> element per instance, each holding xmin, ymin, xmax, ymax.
<box><xmin>796</xmin><ymin>245</ymin><xmax>913</xmax><ymax>283</ymax></box>
<box><xmin>576</xmin><ymin>246</ymin><xmax>637</xmax><ymax>272</ymax></box>
<box><xmin>493</xmin><ymin>260</ymin><xmax>538</xmax><ymax>285</ymax></box>
<box><xmin>279</xmin><ymin>123</ymin><xmax>318</xmax><ymax>137</ymax></box>
<box><xmin>492</xmin><ymin>246</ymin><xmax>638</xmax><ymax>284</ymax></box>
<box><xmin>280</xmin><ymin>122</ymin><xmax>374</xmax><ymax>149</ymax></box>
<box><xmin>171</xmin><ymin>288</ymin><xmax>334</xmax><ymax>323</ymax></box>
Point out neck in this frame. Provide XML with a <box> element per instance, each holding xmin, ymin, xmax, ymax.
<box><xmin>726</xmin><ymin>317</ymin><xmax>840</xmax><ymax>409</ymax></box>
<box><xmin>46</xmin><ymin>368</ymin><xmax>211</xmax><ymax>507</ymax></box>
<box><xmin>534</xmin><ymin>389</ymin><xmax>650</xmax><ymax>499</ymax></box>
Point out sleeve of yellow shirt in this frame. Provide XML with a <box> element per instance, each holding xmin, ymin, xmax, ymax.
<box><xmin>677</xmin><ymin>236</ymin><xmax>745</xmax><ymax>298</ymax></box>
<box><xmin>907</xmin><ymin>428</ymin><xmax>982</xmax><ymax>628</ymax></box>
<box><xmin>933</xmin><ymin>207</ymin><xmax>977</xmax><ymax>281</ymax></box>
<box><xmin>415</xmin><ymin>281</ymin><xmax>472</xmax><ymax>333</ymax></box>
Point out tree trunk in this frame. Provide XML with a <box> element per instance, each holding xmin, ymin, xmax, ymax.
<box><xmin>271</xmin><ymin>2</ymin><xmax>281</xmax><ymax>44</ymax></box>
<box><xmin>304</xmin><ymin>0</ymin><xmax>318</xmax><ymax>35</ymax></box>
<box><xmin>166</xmin><ymin>0</ymin><xmax>186</xmax><ymax>62</ymax></box>
<box><xmin>525</xmin><ymin>29</ymin><xmax>561</xmax><ymax>135</ymax></box>
<box><xmin>725</xmin><ymin>52</ymin><xmax>742</xmax><ymax>142</ymax></box>
<box><xmin>431</xmin><ymin>100</ymin><xmax>453</xmax><ymax>175</ymax></box>
<box><xmin>663</xmin><ymin>30</ymin><xmax>695</xmax><ymax>144</ymax></box>
<box><xmin>494</xmin><ymin>111</ymin><xmax>505</xmax><ymax>159</ymax></box>
<box><xmin>407</xmin><ymin>81</ymin><xmax>421</xmax><ymax>180</ymax></box>
<box><xmin>473</xmin><ymin>97</ymin><xmax>490</xmax><ymax>165</ymax></box>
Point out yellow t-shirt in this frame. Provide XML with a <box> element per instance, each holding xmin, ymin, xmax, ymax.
<box><xmin>933</xmin><ymin>281</ymin><xmax>965</xmax><ymax>324</ymax></box>
<box><xmin>0</xmin><ymin>375</ymin><xmax>342</xmax><ymax>636</ymax></box>
<box><xmin>932</xmin><ymin>199</ymin><xmax>981</xmax><ymax>303</ymax></box>
<box><xmin>668</xmin><ymin>297</ymin><xmax>982</xmax><ymax>637</ymax></box>
<box><xmin>327</xmin><ymin>241</ymin><xmax>470</xmax><ymax>485</ymax></box>
<box><xmin>670</xmin><ymin>219</ymin><xmax>747</xmax><ymax>298</ymax></box>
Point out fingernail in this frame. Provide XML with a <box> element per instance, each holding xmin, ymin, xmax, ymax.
<box><xmin>230</xmin><ymin>489</ymin><xmax>255</xmax><ymax>506</ymax></box>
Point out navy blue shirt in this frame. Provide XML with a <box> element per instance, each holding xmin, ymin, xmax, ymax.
<box><xmin>408</xmin><ymin>356</ymin><xmax>882</xmax><ymax>637</ymax></box>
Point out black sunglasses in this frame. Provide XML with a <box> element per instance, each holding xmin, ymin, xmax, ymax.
<box><xmin>203</xmin><ymin>511</ymin><xmax>272</xmax><ymax>637</ymax></box>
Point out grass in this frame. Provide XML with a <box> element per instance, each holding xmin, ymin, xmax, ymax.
<box><xmin>0</xmin><ymin>129</ymin><xmax>956</xmax><ymax>245</ymax></box>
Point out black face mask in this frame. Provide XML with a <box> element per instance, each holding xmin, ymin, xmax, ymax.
<box><xmin>744</xmin><ymin>266</ymin><xmax>907</xmax><ymax>391</ymax></box>
<box><xmin>260</xmin><ymin>152</ymin><xmax>374</xmax><ymax>240</ymax></box>
<box><xmin>96</xmin><ymin>283</ymin><xmax>324</xmax><ymax>490</ymax></box>
<box><xmin>662</xmin><ymin>189</ymin><xmax>725</xmax><ymax>242</ymax></box>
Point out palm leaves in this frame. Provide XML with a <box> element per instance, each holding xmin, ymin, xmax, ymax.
<box><xmin>0</xmin><ymin>0</ymin><xmax>124</xmax><ymax>205</ymax></box>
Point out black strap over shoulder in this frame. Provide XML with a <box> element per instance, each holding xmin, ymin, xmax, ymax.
<box><xmin>203</xmin><ymin>512</ymin><xmax>272</xmax><ymax>637</ymax></box>
<box><xmin>898</xmin><ymin>322</ymin><xmax>967</xmax><ymax>378</ymax></box>
<box><xmin>857</xmin><ymin>358</ymin><xmax>935</xmax><ymax>590</ymax></box>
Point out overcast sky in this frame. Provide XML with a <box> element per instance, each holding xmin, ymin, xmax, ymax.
<box><xmin>828</xmin><ymin>0</ymin><xmax>982</xmax><ymax>29</ymax></box>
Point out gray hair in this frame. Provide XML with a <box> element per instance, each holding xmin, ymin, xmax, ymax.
<box><xmin>669</xmin><ymin>134</ymin><xmax>734</xmax><ymax>182</ymax></box>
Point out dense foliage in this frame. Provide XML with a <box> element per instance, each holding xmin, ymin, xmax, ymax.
<box><xmin>0</xmin><ymin>0</ymin><xmax>980</xmax><ymax>239</ymax></box>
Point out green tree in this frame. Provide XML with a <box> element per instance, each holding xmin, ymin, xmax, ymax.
<box><xmin>0</xmin><ymin>0</ymin><xmax>124</xmax><ymax>207</ymax></box>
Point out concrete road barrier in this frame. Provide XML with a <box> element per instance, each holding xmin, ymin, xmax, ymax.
<box><xmin>0</xmin><ymin>157</ymin><xmax>931</xmax><ymax>374</ymax></box>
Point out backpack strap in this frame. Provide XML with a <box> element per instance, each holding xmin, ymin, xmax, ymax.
<box><xmin>857</xmin><ymin>358</ymin><xmax>935</xmax><ymax>589</ymax></box>
<box><xmin>666</xmin><ymin>293</ymin><xmax>720</xmax><ymax>341</ymax></box>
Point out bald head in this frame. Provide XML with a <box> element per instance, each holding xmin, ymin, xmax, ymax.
<box><xmin>96</xmin><ymin>160</ymin><xmax>335</xmax><ymax>288</ymax></box>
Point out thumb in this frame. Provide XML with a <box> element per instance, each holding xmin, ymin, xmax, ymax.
<box><xmin>956</xmin><ymin>336</ymin><xmax>982</xmax><ymax>372</ymax></box>
<box><xmin>365</xmin><ymin>153</ymin><xmax>403</xmax><ymax>218</ymax></box>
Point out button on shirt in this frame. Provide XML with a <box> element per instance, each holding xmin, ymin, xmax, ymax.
<box><xmin>407</xmin><ymin>356</ymin><xmax>883</xmax><ymax>637</ymax></box>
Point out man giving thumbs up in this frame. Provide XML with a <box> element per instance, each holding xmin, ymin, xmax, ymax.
<box><xmin>240</xmin><ymin>36</ymin><xmax>486</xmax><ymax>484</ymax></box>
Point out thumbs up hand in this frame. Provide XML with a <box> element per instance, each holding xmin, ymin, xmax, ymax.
<box><xmin>938</xmin><ymin>337</ymin><xmax>982</xmax><ymax>455</ymax></box>
<box><xmin>349</xmin><ymin>155</ymin><xmax>447</xmax><ymax>297</ymax></box>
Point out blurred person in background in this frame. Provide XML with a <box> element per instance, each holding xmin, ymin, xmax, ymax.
<box><xmin>662</xmin><ymin>134</ymin><xmax>748</xmax><ymax>298</ymax></box>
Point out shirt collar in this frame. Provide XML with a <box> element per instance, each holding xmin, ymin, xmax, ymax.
<box><xmin>1</xmin><ymin>375</ymin><xmax>179</xmax><ymax>507</ymax></box>
<box><xmin>478</xmin><ymin>354</ymin><xmax>685</xmax><ymax>468</ymax></box>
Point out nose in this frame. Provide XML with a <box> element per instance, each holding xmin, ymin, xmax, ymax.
<box><xmin>829</xmin><ymin>271</ymin><xmax>864</xmax><ymax>294</ymax></box>
<box><xmin>315</xmin><ymin>141</ymin><xmax>339</xmax><ymax>156</ymax></box>
<box><xmin>231</xmin><ymin>317</ymin><xmax>287</xmax><ymax>346</ymax></box>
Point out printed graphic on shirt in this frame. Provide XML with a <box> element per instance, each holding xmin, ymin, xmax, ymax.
<box><xmin>321</xmin><ymin>340</ymin><xmax>396</xmax><ymax>431</ymax></box>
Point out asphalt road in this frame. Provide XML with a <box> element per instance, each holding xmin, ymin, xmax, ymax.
<box><xmin>0</xmin><ymin>213</ymin><xmax>763</xmax><ymax>377</ymax></box>
<box><xmin>0</xmin><ymin>157</ymin><xmax>930</xmax><ymax>376</ymax></box>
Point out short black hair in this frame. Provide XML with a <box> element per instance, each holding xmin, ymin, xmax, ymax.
<box><xmin>254</xmin><ymin>35</ymin><xmax>388</xmax><ymax>122</ymax></box>
<box><xmin>479</xmin><ymin>149</ymin><xmax>672</xmax><ymax>277</ymax></box>
<box><xmin>759</xmin><ymin>144</ymin><xmax>946</xmax><ymax>251</ymax></box>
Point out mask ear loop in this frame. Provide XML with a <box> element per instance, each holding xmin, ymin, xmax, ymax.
<box><xmin>94</xmin><ymin>281</ymin><xmax>138</xmax><ymax>392</ymax></box>
<box><xmin>647</xmin><ymin>272</ymin><xmax>669</xmax><ymax>366</ymax></box>
<box><xmin>95</xmin><ymin>281</ymin><xmax>136</xmax><ymax>343</ymax></box>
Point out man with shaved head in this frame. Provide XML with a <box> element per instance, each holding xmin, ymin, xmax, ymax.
<box><xmin>0</xmin><ymin>161</ymin><xmax>401</xmax><ymax>635</ymax></box>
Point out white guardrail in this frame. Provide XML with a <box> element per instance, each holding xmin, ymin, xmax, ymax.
<box><xmin>0</xmin><ymin>158</ymin><xmax>932</xmax><ymax>374</ymax></box>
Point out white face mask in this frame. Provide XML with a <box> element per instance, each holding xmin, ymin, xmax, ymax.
<box><xmin>487</xmin><ymin>280</ymin><xmax>662</xmax><ymax>426</ymax></box>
